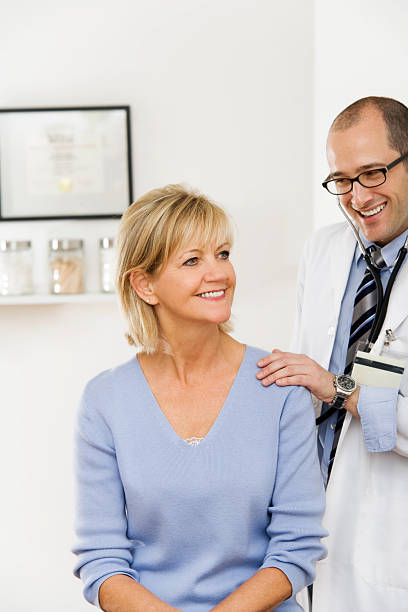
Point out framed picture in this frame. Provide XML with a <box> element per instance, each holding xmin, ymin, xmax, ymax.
<box><xmin>0</xmin><ymin>106</ymin><xmax>133</xmax><ymax>221</ymax></box>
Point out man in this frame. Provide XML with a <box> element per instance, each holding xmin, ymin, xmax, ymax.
<box><xmin>257</xmin><ymin>96</ymin><xmax>408</xmax><ymax>611</ymax></box>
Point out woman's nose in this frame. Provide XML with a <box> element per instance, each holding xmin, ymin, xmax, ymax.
<box><xmin>203</xmin><ymin>260</ymin><xmax>226</xmax><ymax>281</ymax></box>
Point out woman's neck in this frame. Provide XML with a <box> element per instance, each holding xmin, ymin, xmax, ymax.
<box><xmin>140</xmin><ymin>327</ymin><xmax>243</xmax><ymax>385</ymax></box>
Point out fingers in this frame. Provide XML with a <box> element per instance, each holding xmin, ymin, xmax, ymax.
<box><xmin>259</xmin><ymin>374</ymin><xmax>277</xmax><ymax>387</ymax></box>
<box><xmin>275</xmin><ymin>375</ymin><xmax>309</xmax><ymax>387</ymax></box>
<box><xmin>257</xmin><ymin>348</ymin><xmax>284</xmax><ymax>368</ymax></box>
<box><xmin>260</xmin><ymin>373</ymin><xmax>309</xmax><ymax>387</ymax></box>
<box><xmin>256</xmin><ymin>352</ymin><xmax>314</xmax><ymax>389</ymax></box>
<box><xmin>259</xmin><ymin>365</ymin><xmax>304</xmax><ymax>384</ymax></box>
<box><xmin>256</xmin><ymin>353</ymin><xmax>307</xmax><ymax>380</ymax></box>
<box><xmin>256</xmin><ymin>351</ymin><xmax>334</xmax><ymax>400</ymax></box>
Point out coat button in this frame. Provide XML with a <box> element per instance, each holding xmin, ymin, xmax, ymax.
<box><xmin>328</xmin><ymin>326</ymin><xmax>336</xmax><ymax>336</ymax></box>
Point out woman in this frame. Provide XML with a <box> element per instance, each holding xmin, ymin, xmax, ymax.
<box><xmin>73</xmin><ymin>184</ymin><xmax>326</xmax><ymax>611</ymax></box>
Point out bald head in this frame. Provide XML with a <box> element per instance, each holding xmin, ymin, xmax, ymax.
<box><xmin>326</xmin><ymin>97</ymin><xmax>408</xmax><ymax>247</ymax></box>
<box><xmin>330</xmin><ymin>96</ymin><xmax>408</xmax><ymax>167</ymax></box>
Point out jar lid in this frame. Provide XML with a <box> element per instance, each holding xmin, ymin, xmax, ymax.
<box><xmin>49</xmin><ymin>238</ymin><xmax>84</xmax><ymax>251</ymax></box>
<box><xmin>0</xmin><ymin>240</ymin><xmax>32</xmax><ymax>252</ymax></box>
<box><xmin>99</xmin><ymin>237</ymin><xmax>115</xmax><ymax>249</ymax></box>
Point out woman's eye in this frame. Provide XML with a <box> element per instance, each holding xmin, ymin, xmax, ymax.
<box><xmin>183</xmin><ymin>257</ymin><xmax>199</xmax><ymax>266</ymax></box>
<box><xmin>218</xmin><ymin>250</ymin><xmax>230</xmax><ymax>260</ymax></box>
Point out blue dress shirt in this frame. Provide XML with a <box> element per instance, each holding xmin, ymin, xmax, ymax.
<box><xmin>318</xmin><ymin>229</ymin><xmax>407</xmax><ymax>485</ymax></box>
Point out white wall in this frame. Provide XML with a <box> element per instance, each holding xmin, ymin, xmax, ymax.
<box><xmin>313</xmin><ymin>0</ymin><xmax>408</xmax><ymax>229</ymax></box>
<box><xmin>0</xmin><ymin>1</ymin><xmax>314</xmax><ymax>610</ymax></box>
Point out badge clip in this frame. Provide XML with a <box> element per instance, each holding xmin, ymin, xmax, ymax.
<box><xmin>384</xmin><ymin>328</ymin><xmax>397</xmax><ymax>347</ymax></box>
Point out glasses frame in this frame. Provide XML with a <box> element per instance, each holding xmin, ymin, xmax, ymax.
<box><xmin>322</xmin><ymin>151</ymin><xmax>408</xmax><ymax>196</ymax></box>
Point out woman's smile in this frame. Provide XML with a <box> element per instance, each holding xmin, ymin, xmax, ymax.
<box><xmin>196</xmin><ymin>289</ymin><xmax>226</xmax><ymax>300</ymax></box>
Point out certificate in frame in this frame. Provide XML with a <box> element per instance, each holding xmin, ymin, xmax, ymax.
<box><xmin>0</xmin><ymin>106</ymin><xmax>133</xmax><ymax>221</ymax></box>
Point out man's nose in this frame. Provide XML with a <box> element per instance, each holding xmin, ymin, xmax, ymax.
<box><xmin>350</xmin><ymin>181</ymin><xmax>374</xmax><ymax>209</ymax></box>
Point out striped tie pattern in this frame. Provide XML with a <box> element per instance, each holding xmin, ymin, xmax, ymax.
<box><xmin>327</xmin><ymin>247</ymin><xmax>385</xmax><ymax>480</ymax></box>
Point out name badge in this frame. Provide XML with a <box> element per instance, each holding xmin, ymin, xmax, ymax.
<box><xmin>351</xmin><ymin>350</ymin><xmax>405</xmax><ymax>389</ymax></box>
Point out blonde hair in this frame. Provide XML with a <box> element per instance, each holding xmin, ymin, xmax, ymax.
<box><xmin>116</xmin><ymin>184</ymin><xmax>234</xmax><ymax>353</ymax></box>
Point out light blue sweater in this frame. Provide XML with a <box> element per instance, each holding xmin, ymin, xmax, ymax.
<box><xmin>73</xmin><ymin>346</ymin><xmax>326</xmax><ymax>611</ymax></box>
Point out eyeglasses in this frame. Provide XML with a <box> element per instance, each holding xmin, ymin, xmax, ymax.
<box><xmin>322</xmin><ymin>151</ymin><xmax>408</xmax><ymax>196</ymax></box>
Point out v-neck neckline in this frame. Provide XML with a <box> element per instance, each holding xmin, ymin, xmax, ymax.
<box><xmin>134</xmin><ymin>345</ymin><xmax>248</xmax><ymax>450</ymax></box>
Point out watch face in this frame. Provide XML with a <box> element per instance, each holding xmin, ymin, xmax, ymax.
<box><xmin>337</xmin><ymin>374</ymin><xmax>356</xmax><ymax>392</ymax></box>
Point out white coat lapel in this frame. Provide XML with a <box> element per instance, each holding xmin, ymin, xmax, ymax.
<box><xmin>380</xmin><ymin>258</ymin><xmax>408</xmax><ymax>334</ymax></box>
<box><xmin>328</xmin><ymin>226</ymin><xmax>356</xmax><ymax>324</ymax></box>
<box><xmin>314</xmin><ymin>225</ymin><xmax>356</xmax><ymax>370</ymax></box>
<box><xmin>369</xmin><ymin>252</ymin><xmax>408</xmax><ymax>356</ymax></box>
<box><xmin>328</xmin><ymin>227</ymin><xmax>357</xmax><ymax>442</ymax></box>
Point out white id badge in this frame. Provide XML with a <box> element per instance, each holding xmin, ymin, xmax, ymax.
<box><xmin>351</xmin><ymin>350</ymin><xmax>406</xmax><ymax>389</ymax></box>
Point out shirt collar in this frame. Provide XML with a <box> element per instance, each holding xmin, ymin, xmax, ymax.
<box><xmin>354</xmin><ymin>229</ymin><xmax>408</xmax><ymax>268</ymax></box>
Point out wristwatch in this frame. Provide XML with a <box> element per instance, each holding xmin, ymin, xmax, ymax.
<box><xmin>331</xmin><ymin>374</ymin><xmax>357</xmax><ymax>410</ymax></box>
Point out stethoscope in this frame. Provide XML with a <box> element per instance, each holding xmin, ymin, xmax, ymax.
<box><xmin>337</xmin><ymin>199</ymin><xmax>408</xmax><ymax>351</ymax></box>
<box><xmin>316</xmin><ymin>201</ymin><xmax>408</xmax><ymax>427</ymax></box>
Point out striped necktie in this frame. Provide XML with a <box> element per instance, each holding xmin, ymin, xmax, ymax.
<box><xmin>327</xmin><ymin>246</ymin><xmax>386</xmax><ymax>480</ymax></box>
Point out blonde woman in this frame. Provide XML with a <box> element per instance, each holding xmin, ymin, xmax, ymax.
<box><xmin>73</xmin><ymin>185</ymin><xmax>326</xmax><ymax>612</ymax></box>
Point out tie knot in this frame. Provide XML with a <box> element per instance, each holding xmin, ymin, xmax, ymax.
<box><xmin>367</xmin><ymin>245</ymin><xmax>386</xmax><ymax>269</ymax></box>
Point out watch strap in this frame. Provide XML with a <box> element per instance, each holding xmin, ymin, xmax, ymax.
<box><xmin>331</xmin><ymin>394</ymin><xmax>347</xmax><ymax>410</ymax></box>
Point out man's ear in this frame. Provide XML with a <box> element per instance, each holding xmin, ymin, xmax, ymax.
<box><xmin>129</xmin><ymin>270</ymin><xmax>158</xmax><ymax>305</ymax></box>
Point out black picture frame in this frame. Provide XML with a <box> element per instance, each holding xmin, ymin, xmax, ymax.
<box><xmin>0</xmin><ymin>105</ymin><xmax>133</xmax><ymax>221</ymax></box>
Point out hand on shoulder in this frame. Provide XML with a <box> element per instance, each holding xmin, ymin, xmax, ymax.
<box><xmin>256</xmin><ymin>349</ymin><xmax>335</xmax><ymax>403</ymax></box>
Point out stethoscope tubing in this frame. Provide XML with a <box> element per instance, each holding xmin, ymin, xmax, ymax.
<box><xmin>366</xmin><ymin>244</ymin><xmax>407</xmax><ymax>348</ymax></box>
<box><xmin>337</xmin><ymin>200</ymin><xmax>408</xmax><ymax>349</ymax></box>
<box><xmin>315</xmin><ymin>202</ymin><xmax>408</xmax><ymax>426</ymax></box>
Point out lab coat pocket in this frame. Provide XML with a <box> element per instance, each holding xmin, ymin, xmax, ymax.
<box><xmin>353</xmin><ymin>492</ymin><xmax>408</xmax><ymax>590</ymax></box>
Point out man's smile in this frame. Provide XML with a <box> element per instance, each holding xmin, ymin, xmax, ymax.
<box><xmin>358</xmin><ymin>202</ymin><xmax>386</xmax><ymax>217</ymax></box>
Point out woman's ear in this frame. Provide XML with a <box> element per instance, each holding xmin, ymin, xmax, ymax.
<box><xmin>130</xmin><ymin>270</ymin><xmax>158</xmax><ymax>305</ymax></box>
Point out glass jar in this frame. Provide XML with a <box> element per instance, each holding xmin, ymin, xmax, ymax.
<box><xmin>49</xmin><ymin>239</ymin><xmax>84</xmax><ymax>294</ymax></box>
<box><xmin>0</xmin><ymin>240</ymin><xmax>33</xmax><ymax>296</ymax></box>
<box><xmin>99</xmin><ymin>237</ymin><xmax>115</xmax><ymax>293</ymax></box>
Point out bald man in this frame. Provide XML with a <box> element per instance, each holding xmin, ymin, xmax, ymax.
<box><xmin>258</xmin><ymin>96</ymin><xmax>408</xmax><ymax>611</ymax></box>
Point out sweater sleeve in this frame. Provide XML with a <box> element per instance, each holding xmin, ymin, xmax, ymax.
<box><xmin>72</xmin><ymin>389</ymin><xmax>139</xmax><ymax>607</ymax></box>
<box><xmin>260</xmin><ymin>385</ymin><xmax>327</xmax><ymax>594</ymax></box>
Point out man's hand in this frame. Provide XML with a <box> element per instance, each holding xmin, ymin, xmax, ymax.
<box><xmin>257</xmin><ymin>349</ymin><xmax>335</xmax><ymax>403</ymax></box>
<box><xmin>343</xmin><ymin>388</ymin><xmax>360</xmax><ymax>418</ymax></box>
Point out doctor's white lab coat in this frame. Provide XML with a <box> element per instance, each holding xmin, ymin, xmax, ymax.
<box><xmin>293</xmin><ymin>222</ymin><xmax>408</xmax><ymax>612</ymax></box>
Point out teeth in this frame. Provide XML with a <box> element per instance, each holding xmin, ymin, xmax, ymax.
<box><xmin>198</xmin><ymin>290</ymin><xmax>225</xmax><ymax>298</ymax></box>
<box><xmin>360</xmin><ymin>203</ymin><xmax>385</xmax><ymax>217</ymax></box>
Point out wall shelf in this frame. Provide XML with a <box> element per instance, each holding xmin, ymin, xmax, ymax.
<box><xmin>0</xmin><ymin>293</ymin><xmax>117</xmax><ymax>306</ymax></box>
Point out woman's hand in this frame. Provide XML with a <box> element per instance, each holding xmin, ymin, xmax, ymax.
<box><xmin>99</xmin><ymin>575</ymin><xmax>182</xmax><ymax>612</ymax></box>
<box><xmin>210</xmin><ymin>567</ymin><xmax>292</xmax><ymax>611</ymax></box>
<box><xmin>257</xmin><ymin>349</ymin><xmax>335</xmax><ymax>404</ymax></box>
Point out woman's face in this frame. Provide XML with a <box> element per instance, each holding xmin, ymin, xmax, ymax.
<box><xmin>151</xmin><ymin>237</ymin><xmax>235</xmax><ymax>331</ymax></box>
